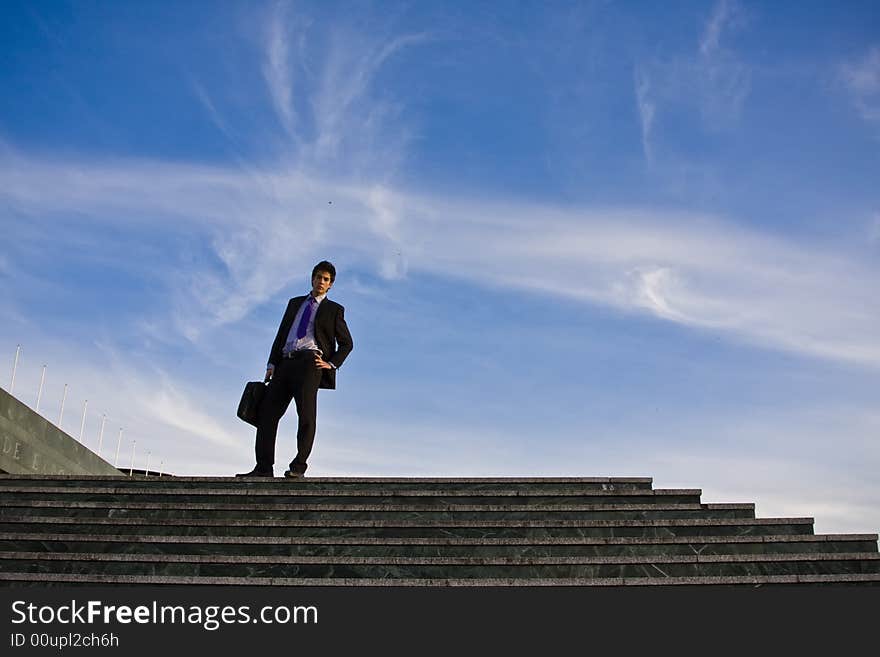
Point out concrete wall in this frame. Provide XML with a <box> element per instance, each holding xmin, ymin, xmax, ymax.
<box><xmin>0</xmin><ymin>387</ymin><xmax>120</xmax><ymax>475</ymax></box>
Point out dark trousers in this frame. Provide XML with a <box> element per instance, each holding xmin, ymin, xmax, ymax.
<box><xmin>255</xmin><ymin>352</ymin><xmax>322</xmax><ymax>474</ymax></box>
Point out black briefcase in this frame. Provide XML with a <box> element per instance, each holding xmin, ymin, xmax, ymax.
<box><xmin>237</xmin><ymin>381</ymin><xmax>267</xmax><ymax>427</ymax></box>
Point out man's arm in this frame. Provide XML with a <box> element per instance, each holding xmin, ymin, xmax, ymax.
<box><xmin>330</xmin><ymin>306</ymin><xmax>353</xmax><ymax>369</ymax></box>
<box><xmin>265</xmin><ymin>299</ymin><xmax>296</xmax><ymax>380</ymax></box>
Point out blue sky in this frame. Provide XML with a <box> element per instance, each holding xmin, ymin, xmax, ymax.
<box><xmin>1</xmin><ymin>1</ymin><xmax>878</xmax><ymax>535</ymax></box>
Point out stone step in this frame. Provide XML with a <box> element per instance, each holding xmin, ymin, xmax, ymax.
<box><xmin>1</xmin><ymin>532</ymin><xmax>875</xmax><ymax>558</ymax></box>
<box><xmin>3</xmin><ymin>571</ymin><xmax>878</xmax><ymax>586</ymax></box>
<box><xmin>0</xmin><ymin>514</ymin><xmax>816</xmax><ymax>539</ymax></box>
<box><xmin>0</xmin><ymin>473</ymin><xmax>873</xmax><ymax>587</ymax></box>
<box><xmin>2</xmin><ymin>550</ymin><xmax>878</xmax><ymax>579</ymax></box>
<box><xmin>0</xmin><ymin>485</ymin><xmax>694</xmax><ymax>505</ymax></box>
<box><xmin>0</xmin><ymin>501</ymin><xmax>754</xmax><ymax>522</ymax></box>
<box><xmin>0</xmin><ymin>475</ymin><xmax>654</xmax><ymax>492</ymax></box>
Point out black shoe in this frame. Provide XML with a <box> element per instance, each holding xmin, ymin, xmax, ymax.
<box><xmin>283</xmin><ymin>469</ymin><xmax>305</xmax><ymax>479</ymax></box>
<box><xmin>235</xmin><ymin>467</ymin><xmax>274</xmax><ymax>477</ymax></box>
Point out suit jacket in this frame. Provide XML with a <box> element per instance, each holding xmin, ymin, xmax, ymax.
<box><xmin>267</xmin><ymin>295</ymin><xmax>353</xmax><ymax>389</ymax></box>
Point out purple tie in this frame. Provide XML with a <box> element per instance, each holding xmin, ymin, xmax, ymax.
<box><xmin>295</xmin><ymin>298</ymin><xmax>315</xmax><ymax>339</ymax></box>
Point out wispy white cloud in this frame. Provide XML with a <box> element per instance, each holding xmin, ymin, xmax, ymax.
<box><xmin>842</xmin><ymin>46</ymin><xmax>880</xmax><ymax>124</ymax></box>
<box><xmin>191</xmin><ymin>81</ymin><xmax>237</xmax><ymax>145</ymax></box>
<box><xmin>258</xmin><ymin>1</ymin><xmax>426</xmax><ymax>172</ymax></box>
<box><xmin>310</xmin><ymin>31</ymin><xmax>426</xmax><ymax>164</ymax></box>
<box><xmin>633</xmin><ymin>67</ymin><xmax>656</xmax><ymax>163</ymax></box>
<box><xmin>632</xmin><ymin>0</ymin><xmax>750</xmax><ymax>164</ymax></box>
<box><xmin>696</xmin><ymin>0</ymin><xmax>751</xmax><ymax>126</ymax></box>
<box><xmin>3</xmin><ymin>153</ymin><xmax>879</xmax><ymax>368</ymax></box>
<box><xmin>700</xmin><ymin>0</ymin><xmax>733</xmax><ymax>57</ymax></box>
<box><xmin>263</xmin><ymin>0</ymin><xmax>300</xmax><ymax>142</ymax></box>
<box><xmin>2</xmin><ymin>6</ymin><xmax>428</xmax><ymax>344</ymax></box>
<box><xmin>419</xmin><ymin>204</ymin><xmax>880</xmax><ymax>366</ymax></box>
<box><xmin>144</xmin><ymin>381</ymin><xmax>242</xmax><ymax>451</ymax></box>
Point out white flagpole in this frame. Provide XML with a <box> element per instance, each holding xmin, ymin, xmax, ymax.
<box><xmin>10</xmin><ymin>345</ymin><xmax>20</xmax><ymax>393</ymax></box>
<box><xmin>58</xmin><ymin>383</ymin><xmax>68</xmax><ymax>426</ymax></box>
<box><xmin>78</xmin><ymin>399</ymin><xmax>88</xmax><ymax>441</ymax></box>
<box><xmin>35</xmin><ymin>365</ymin><xmax>46</xmax><ymax>413</ymax></box>
<box><xmin>97</xmin><ymin>414</ymin><xmax>107</xmax><ymax>455</ymax></box>
<box><xmin>129</xmin><ymin>440</ymin><xmax>136</xmax><ymax>476</ymax></box>
<box><xmin>114</xmin><ymin>428</ymin><xmax>123</xmax><ymax>467</ymax></box>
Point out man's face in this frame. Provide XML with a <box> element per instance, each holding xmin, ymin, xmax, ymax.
<box><xmin>311</xmin><ymin>270</ymin><xmax>333</xmax><ymax>296</ymax></box>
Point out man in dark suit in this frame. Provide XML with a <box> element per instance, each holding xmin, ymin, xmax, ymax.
<box><xmin>236</xmin><ymin>260</ymin><xmax>353</xmax><ymax>478</ymax></box>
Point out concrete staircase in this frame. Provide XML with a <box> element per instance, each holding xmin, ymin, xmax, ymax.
<box><xmin>0</xmin><ymin>474</ymin><xmax>878</xmax><ymax>586</ymax></box>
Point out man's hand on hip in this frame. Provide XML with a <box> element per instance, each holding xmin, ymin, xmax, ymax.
<box><xmin>314</xmin><ymin>354</ymin><xmax>333</xmax><ymax>370</ymax></box>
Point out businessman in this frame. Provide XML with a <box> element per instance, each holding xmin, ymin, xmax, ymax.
<box><xmin>236</xmin><ymin>260</ymin><xmax>353</xmax><ymax>478</ymax></box>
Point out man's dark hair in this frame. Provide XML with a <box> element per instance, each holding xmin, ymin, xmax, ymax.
<box><xmin>312</xmin><ymin>260</ymin><xmax>336</xmax><ymax>282</ymax></box>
